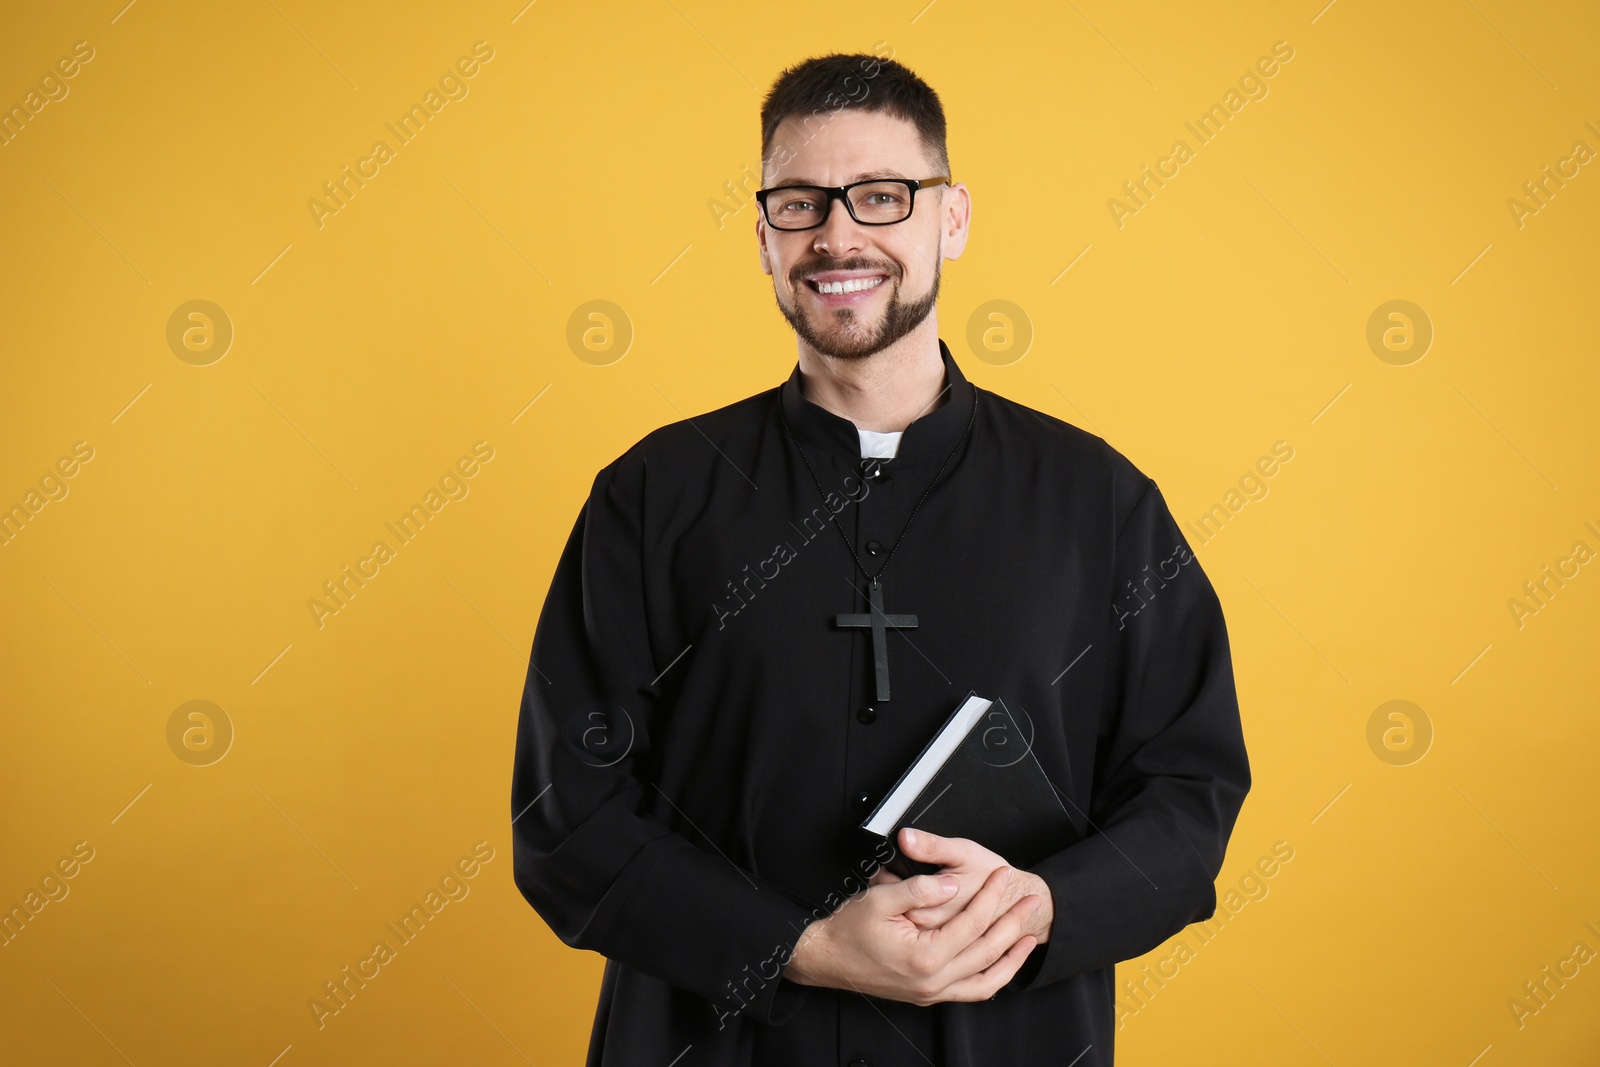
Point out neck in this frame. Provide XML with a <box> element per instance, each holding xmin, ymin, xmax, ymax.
<box><xmin>795</xmin><ymin>318</ymin><xmax>947</xmax><ymax>433</ymax></box>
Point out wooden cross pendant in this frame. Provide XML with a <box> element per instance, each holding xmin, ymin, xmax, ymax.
<box><xmin>835</xmin><ymin>576</ymin><xmax>918</xmax><ymax>701</ymax></box>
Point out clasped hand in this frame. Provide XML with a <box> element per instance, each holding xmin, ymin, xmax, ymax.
<box><xmin>781</xmin><ymin>827</ymin><xmax>1054</xmax><ymax>1006</ymax></box>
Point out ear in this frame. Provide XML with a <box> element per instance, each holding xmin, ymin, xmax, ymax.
<box><xmin>757</xmin><ymin>214</ymin><xmax>773</xmax><ymax>276</ymax></box>
<box><xmin>941</xmin><ymin>182</ymin><xmax>972</xmax><ymax>262</ymax></box>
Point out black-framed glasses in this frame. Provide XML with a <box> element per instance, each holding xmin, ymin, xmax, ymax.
<box><xmin>754</xmin><ymin>176</ymin><xmax>951</xmax><ymax>231</ymax></box>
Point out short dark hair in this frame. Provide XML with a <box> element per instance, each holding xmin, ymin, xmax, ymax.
<box><xmin>760</xmin><ymin>53</ymin><xmax>950</xmax><ymax>179</ymax></box>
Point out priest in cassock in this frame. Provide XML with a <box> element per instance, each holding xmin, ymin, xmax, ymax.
<box><xmin>511</xmin><ymin>52</ymin><xmax>1251</xmax><ymax>1067</ymax></box>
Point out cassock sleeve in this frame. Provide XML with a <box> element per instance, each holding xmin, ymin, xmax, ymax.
<box><xmin>1014</xmin><ymin>476</ymin><xmax>1251</xmax><ymax>992</ymax></box>
<box><xmin>510</xmin><ymin>455</ymin><xmax>818</xmax><ymax>1026</ymax></box>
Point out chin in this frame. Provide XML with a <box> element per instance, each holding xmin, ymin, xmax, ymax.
<box><xmin>807</xmin><ymin>319</ymin><xmax>893</xmax><ymax>361</ymax></box>
<box><xmin>774</xmin><ymin>273</ymin><xmax>938</xmax><ymax>362</ymax></box>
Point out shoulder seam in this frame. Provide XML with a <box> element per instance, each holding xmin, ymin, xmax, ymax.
<box><xmin>1113</xmin><ymin>477</ymin><xmax>1157</xmax><ymax>543</ymax></box>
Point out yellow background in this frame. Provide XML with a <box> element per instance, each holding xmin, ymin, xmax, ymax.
<box><xmin>2</xmin><ymin>0</ymin><xmax>1597</xmax><ymax>1063</ymax></box>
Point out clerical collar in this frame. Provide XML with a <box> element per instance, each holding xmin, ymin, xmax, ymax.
<box><xmin>857</xmin><ymin>427</ymin><xmax>901</xmax><ymax>459</ymax></box>
<box><xmin>778</xmin><ymin>338</ymin><xmax>976</xmax><ymax>463</ymax></box>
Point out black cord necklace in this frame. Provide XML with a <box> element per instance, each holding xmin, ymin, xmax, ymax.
<box><xmin>779</xmin><ymin>379</ymin><xmax>978</xmax><ymax>702</ymax></box>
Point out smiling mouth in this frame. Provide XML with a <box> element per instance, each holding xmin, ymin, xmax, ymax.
<box><xmin>805</xmin><ymin>276</ymin><xmax>888</xmax><ymax>295</ymax></box>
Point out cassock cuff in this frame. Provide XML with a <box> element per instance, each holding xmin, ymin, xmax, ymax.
<box><xmin>759</xmin><ymin>975</ymin><xmax>811</xmax><ymax>1026</ymax></box>
<box><xmin>600</xmin><ymin>838</ymin><xmax>818</xmax><ymax>1029</ymax></box>
<box><xmin>1008</xmin><ymin>937</ymin><xmax>1049</xmax><ymax>992</ymax></box>
<box><xmin>742</xmin><ymin>889</ymin><xmax>817</xmax><ymax>1026</ymax></box>
<box><xmin>1015</xmin><ymin>831</ymin><xmax>1217</xmax><ymax>991</ymax></box>
<box><xmin>707</xmin><ymin>907</ymin><xmax>816</xmax><ymax>1027</ymax></box>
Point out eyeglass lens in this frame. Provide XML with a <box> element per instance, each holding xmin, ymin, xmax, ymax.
<box><xmin>764</xmin><ymin>182</ymin><xmax>914</xmax><ymax>230</ymax></box>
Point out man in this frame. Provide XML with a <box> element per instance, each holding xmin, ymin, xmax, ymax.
<box><xmin>511</xmin><ymin>53</ymin><xmax>1250</xmax><ymax>1066</ymax></box>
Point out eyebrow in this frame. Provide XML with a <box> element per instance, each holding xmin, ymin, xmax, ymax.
<box><xmin>766</xmin><ymin>170</ymin><xmax>910</xmax><ymax>189</ymax></box>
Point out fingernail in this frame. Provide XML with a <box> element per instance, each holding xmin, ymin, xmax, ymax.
<box><xmin>905</xmin><ymin>828</ymin><xmax>918</xmax><ymax>847</ymax></box>
<box><xmin>940</xmin><ymin>875</ymin><xmax>958</xmax><ymax>893</ymax></box>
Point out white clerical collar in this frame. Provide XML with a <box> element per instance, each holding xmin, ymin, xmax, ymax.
<box><xmin>857</xmin><ymin>427</ymin><xmax>902</xmax><ymax>460</ymax></box>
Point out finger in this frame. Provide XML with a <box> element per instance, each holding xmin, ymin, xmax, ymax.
<box><xmin>902</xmin><ymin>908</ymin><xmax>955</xmax><ymax>932</ymax></box>
<box><xmin>905</xmin><ymin>866</ymin><xmax>993</xmax><ymax>928</ymax></box>
<box><xmin>907</xmin><ymin>884</ymin><xmax>977</xmax><ymax>924</ymax></box>
<box><xmin>868</xmin><ymin>867</ymin><xmax>903</xmax><ymax>887</ymax></box>
<box><xmin>929</xmin><ymin>865</ymin><xmax>1014</xmax><ymax>950</ymax></box>
<box><xmin>938</xmin><ymin>934</ymin><xmax>1037</xmax><ymax>1003</ymax></box>
<box><xmin>901</xmin><ymin>827</ymin><xmax>953</xmax><ymax>864</ymax></box>
<box><xmin>884</xmin><ymin>871</ymin><xmax>958</xmax><ymax>914</ymax></box>
<box><xmin>905</xmin><ymin>902</ymin><xmax>957</xmax><ymax>925</ymax></box>
<box><xmin>941</xmin><ymin>894</ymin><xmax>1042</xmax><ymax>985</ymax></box>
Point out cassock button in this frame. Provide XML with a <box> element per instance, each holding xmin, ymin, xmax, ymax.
<box><xmin>865</xmin><ymin>540</ymin><xmax>884</xmax><ymax>556</ymax></box>
<box><xmin>847</xmin><ymin>1060</ymin><xmax>873</xmax><ymax>1067</ymax></box>
<box><xmin>856</xmin><ymin>706</ymin><xmax>878</xmax><ymax>724</ymax></box>
<box><xmin>852</xmin><ymin>791</ymin><xmax>871</xmax><ymax>811</ymax></box>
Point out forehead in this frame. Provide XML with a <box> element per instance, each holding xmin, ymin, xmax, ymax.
<box><xmin>764</xmin><ymin>109</ymin><xmax>932</xmax><ymax>186</ymax></box>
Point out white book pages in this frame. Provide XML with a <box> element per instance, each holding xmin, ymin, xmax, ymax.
<box><xmin>862</xmin><ymin>694</ymin><xmax>993</xmax><ymax>836</ymax></box>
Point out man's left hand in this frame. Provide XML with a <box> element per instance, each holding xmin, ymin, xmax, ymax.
<box><xmin>868</xmin><ymin>828</ymin><xmax>1054</xmax><ymax>945</ymax></box>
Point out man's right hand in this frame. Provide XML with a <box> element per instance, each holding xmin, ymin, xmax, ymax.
<box><xmin>780</xmin><ymin>865</ymin><xmax>1042</xmax><ymax>1006</ymax></box>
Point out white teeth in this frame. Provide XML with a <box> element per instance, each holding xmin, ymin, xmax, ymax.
<box><xmin>813</xmin><ymin>276</ymin><xmax>885</xmax><ymax>295</ymax></box>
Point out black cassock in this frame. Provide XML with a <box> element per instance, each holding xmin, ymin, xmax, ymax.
<box><xmin>511</xmin><ymin>339</ymin><xmax>1250</xmax><ymax>1066</ymax></box>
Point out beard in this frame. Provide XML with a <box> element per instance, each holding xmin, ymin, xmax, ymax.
<box><xmin>774</xmin><ymin>256</ymin><xmax>940</xmax><ymax>361</ymax></box>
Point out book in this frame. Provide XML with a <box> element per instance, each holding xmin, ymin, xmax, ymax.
<box><xmin>859</xmin><ymin>692</ymin><xmax>1081</xmax><ymax>879</ymax></box>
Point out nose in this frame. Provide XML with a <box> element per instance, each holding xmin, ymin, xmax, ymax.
<box><xmin>812</xmin><ymin>194</ymin><xmax>867</xmax><ymax>257</ymax></box>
